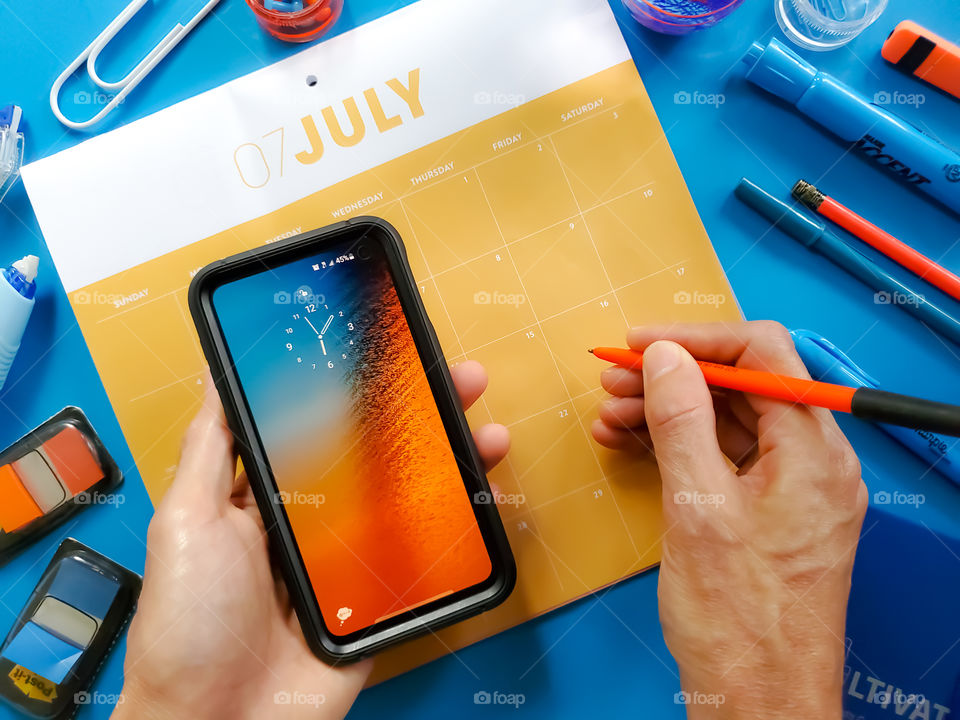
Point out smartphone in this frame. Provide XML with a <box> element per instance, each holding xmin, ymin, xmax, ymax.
<box><xmin>189</xmin><ymin>218</ymin><xmax>515</xmax><ymax>662</ymax></box>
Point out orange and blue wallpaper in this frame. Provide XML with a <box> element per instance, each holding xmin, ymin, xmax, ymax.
<box><xmin>212</xmin><ymin>243</ymin><xmax>490</xmax><ymax>636</ymax></box>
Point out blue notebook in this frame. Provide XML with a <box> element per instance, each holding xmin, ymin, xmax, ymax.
<box><xmin>845</xmin><ymin>507</ymin><xmax>960</xmax><ymax>719</ymax></box>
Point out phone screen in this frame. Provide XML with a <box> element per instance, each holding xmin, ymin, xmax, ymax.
<box><xmin>211</xmin><ymin>239</ymin><xmax>492</xmax><ymax>637</ymax></box>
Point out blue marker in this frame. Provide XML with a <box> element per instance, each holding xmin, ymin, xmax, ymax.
<box><xmin>742</xmin><ymin>38</ymin><xmax>960</xmax><ymax>215</ymax></box>
<box><xmin>735</xmin><ymin>178</ymin><xmax>960</xmax><ymax>346</ymax></box>
<box><xmin>0</xmin><ymin>255</ymin><xmax>38</xmax><ymax>391</ymax></box>
<box><xmin>792</xmin><ymin>329</ymin><xmax>960</xmax><ymax>486</ymax></box>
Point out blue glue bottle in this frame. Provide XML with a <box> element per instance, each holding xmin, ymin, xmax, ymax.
<box><xmin>742</xmin><ymin>38</ymin><xmax>960</xmax><ymax>215</ymax></box>
<box><xmin>0</xmin><ymin>255</ymin><xmax>38</xmax><ymax>391</ymax></box>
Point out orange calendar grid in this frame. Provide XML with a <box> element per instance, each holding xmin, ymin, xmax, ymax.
<box><xmin>68</xmin><ymin>60</ymin><xmax>739</xmax><ymax>680</ymax></box>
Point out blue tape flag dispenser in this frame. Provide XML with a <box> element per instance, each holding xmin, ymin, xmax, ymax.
<box><xmin>792</xmin><ymin>329</ymin><xmax>960</xmax><ymax>486</ymax></box>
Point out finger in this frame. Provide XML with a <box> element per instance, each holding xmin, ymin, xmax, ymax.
<box><xmin>641</xmin><ymin>341</ymin><xmax>731</xmax><ymax>495</ymax></box>
<box><xmin>591</xmin><ymin>419</ymin><xmax>653</xmax><ymax>454</ymax></box>
<box><xmin>230</xmin><ymin>472</ymin><xmax>264</xmax><ymax>526</ymax></box>
<box><xmin>725</xmin><ymin>389</ymin><xmax>761</xmax><ymax>437</ymax></box>
<box><xmin>230</xmin><ymin>469</ymin><xmax>250</xmax><ymax>500</ymax></box>
<box><xmin>598</xmin><ymin>396</ymin><xmax>646</xmax><ymax>429</ymax></box>
<box><xmin>596</xmin><ymin>389</ymin><xmax>758</xmax><ymax>466</ymax></box>
<box><xmin>600</xmin><ymin>366</ymin><xmax>644</xmax><ymax>397</ymax></box>
<box><xmin>713</xmin><ymin>398</ymin><xmax>760</xmax><ymax>466</ymax></box>
<box><xmin>474</xmin><ymin>423</ymin><xmax>510</xmax><ymax>471</ymax></box>
<box><xmin>165</xmin><ymin>371</ymin><xmax>236</xmax><ymax>515</ymax></box>
<box><xmin>755</xmin><ymin>400</ymin><xmax>853</xmax><ymax>485</ymax></box>
<box><xmin>275</xmin><ymin>572</ymin><xmax>294</xmax><ymax>617</ymax></box>
<box><xmin>451</xmin><ymin>360</ymin><xmax>488</xmax><ymax>411</ymax></box>
<box><xmin>627</xmin><ymin>320</ymin><xmax>809</xmax><ymax>377</ymax></box>
<box><xmin>629</xmin><ymin>322</ymin><xmax>845</xmax><ymax>459</ymax></box>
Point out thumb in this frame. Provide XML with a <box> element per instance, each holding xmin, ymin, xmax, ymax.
<box><xmin>164</xmin><ymin>371</ymin><xmax>236</xmax><ymax>516</ymax></box>
<box><xmin>642</xmin><ymin>341</ymin><xmax>729</xmax><ymax>497</ymax></box>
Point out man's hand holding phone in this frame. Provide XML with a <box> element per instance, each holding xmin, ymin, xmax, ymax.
<box><xmin>114</xmin><ymin>362</ymin><xmax>509</xmax><ymax>720</ymax></box>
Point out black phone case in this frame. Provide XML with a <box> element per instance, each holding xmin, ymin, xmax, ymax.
<box><xmin>188</xmin><ymin>217</ymin><xmax>515</xmax><ymax>663</ymax></box>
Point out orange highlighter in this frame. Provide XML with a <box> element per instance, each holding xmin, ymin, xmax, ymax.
<box><xmin>882</xmin><ymin>21</ymin><xmax>960</xmax><ymax>101</ymax></box>
<box><xmin>590</xmin><ymin>347</ymin><xmax>960</xmax><ymax>437</ymax></box>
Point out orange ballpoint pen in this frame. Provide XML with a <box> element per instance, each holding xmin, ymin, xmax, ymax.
<box><xmin>589</xmin><ymin>347</ymin><xmax>960</xmax><ymax>436</ymax></box>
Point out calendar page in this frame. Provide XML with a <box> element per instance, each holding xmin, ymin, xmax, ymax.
<box><xmin>22</xmin><ymin>0</ymin><xmax>739</xmax><ymax>681</ymax></box>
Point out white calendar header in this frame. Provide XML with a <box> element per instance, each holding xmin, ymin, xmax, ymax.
<box><xmin>23</xmin><ymin>0</ymin><xmax>631</xmax><ymax>292</ymax></box>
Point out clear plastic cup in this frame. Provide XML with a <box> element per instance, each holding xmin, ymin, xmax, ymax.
<box><xmin>774</xmin><ymin>0</ymin><xmax>889</xmax><ymax>51</ymax></box>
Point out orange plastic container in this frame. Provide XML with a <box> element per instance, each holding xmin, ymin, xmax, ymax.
<box><xmin>245</xmin><ymin>0</ymin><xmax>343</xmax><ymax>43</ymax></box>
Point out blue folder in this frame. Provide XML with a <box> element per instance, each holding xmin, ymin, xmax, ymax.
<box><xmin>845</xmin><ymin>507</ymin><xmax>960</xmax><ymax>718</ymax></box>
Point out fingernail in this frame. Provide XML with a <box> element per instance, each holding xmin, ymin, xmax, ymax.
<box><xmin>643</xmin><ymin>341</ymin><xmax>682</xmax><ymax>381</ymax></box>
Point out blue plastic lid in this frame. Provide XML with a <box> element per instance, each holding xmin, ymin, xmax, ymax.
<box><xmin>742</xmin><ymin>38</ymin><xmax>818</xmax><ymax>105</ymax></box>
<box><xmin>0</xmin><ymin>104</ymin><xmax>23</xmax><ymax>134</ymax></box>
<box><xmin>3</xmin><ymin>264</ymin><xmax>36</xmax><ymax>300</ymax></box>
<box><xmin>734</xmin><ymin>178</ymin><xmax>826</xmax><ymax>247</ymax></box>
<box><xmin>790</xmin><ymin>329</ymin><xmax>880</xmax><ymax>389</ymax></box>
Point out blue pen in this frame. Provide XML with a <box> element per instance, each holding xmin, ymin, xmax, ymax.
<box><xmin>735</xmin><ymin>178</ymin><xmax>960</xmax><ymax>346</ymax></box>
<box><xmin>792</xmin><ymin>329</ymin><xmax>960</xmax><ymax>486</ymax></box>
<box><xmin>742</xmin><ymin>38</ymin><xmax>960</xmax><ymax>215</ymax></box>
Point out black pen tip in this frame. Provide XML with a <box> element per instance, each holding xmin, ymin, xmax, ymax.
<box><xmin>587</xmin><ymin>348</ymin><xmax>594</xmax><ymax>354</ymax></box>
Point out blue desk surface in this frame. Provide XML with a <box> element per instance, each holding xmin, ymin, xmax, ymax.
<box><xmin>1</xmin><ymin>0</ymin><xmax>958</xmax><ymax>717</ymax></box>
